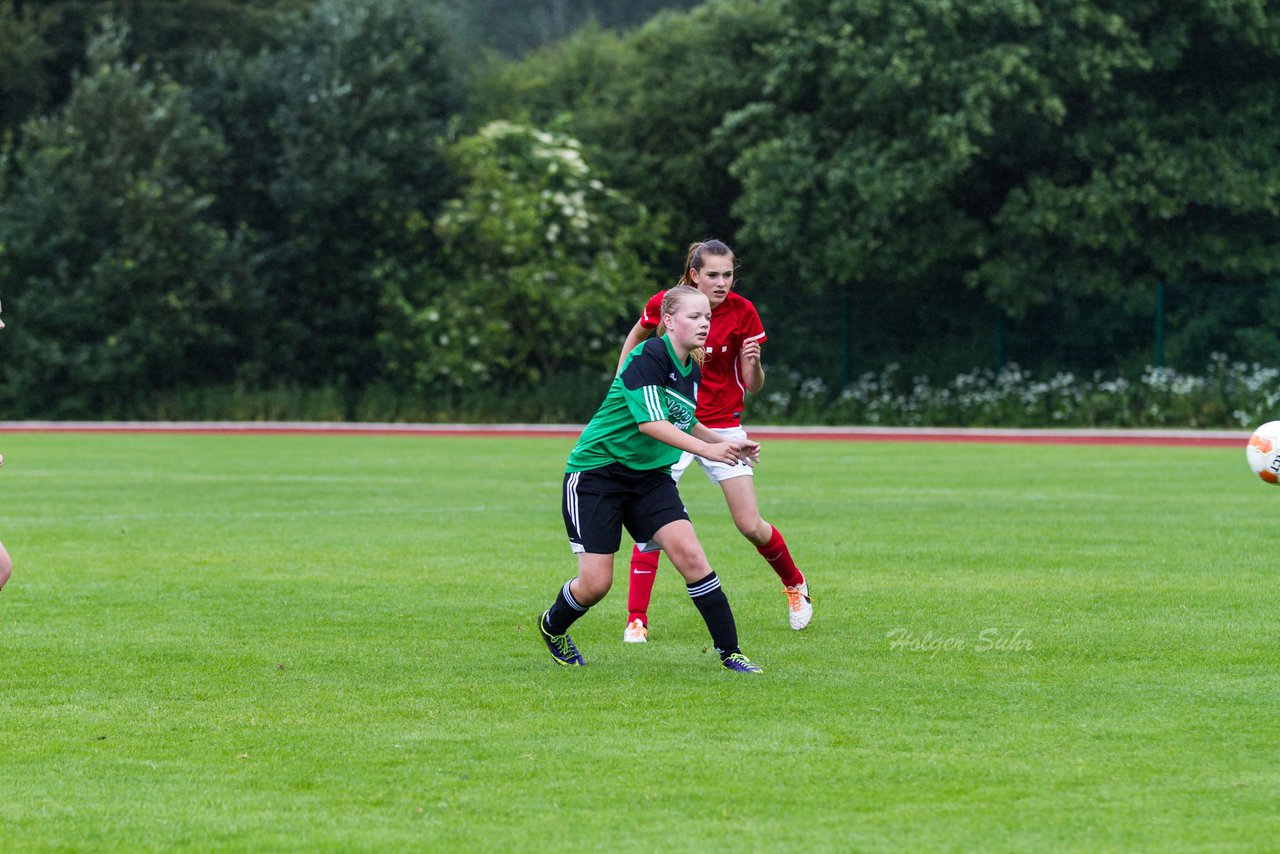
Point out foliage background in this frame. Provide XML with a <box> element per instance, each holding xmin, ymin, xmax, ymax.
<box><xmin>0</xmin><ymin>0</ymin><xmax>1277</xmax><ymax>423</ymax></box>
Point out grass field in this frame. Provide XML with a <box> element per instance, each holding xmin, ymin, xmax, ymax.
<box><xmin>0</xmin><ymin>430</ymin><xmax>1276</xmax><ymax>851</ymax></box>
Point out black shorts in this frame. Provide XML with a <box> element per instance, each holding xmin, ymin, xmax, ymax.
<box><xmin>562</xmin><ymin>463</ymin><xmax>690</xmax><ymax>554</ymax></box>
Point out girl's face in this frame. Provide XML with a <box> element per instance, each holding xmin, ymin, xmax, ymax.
<box><xmin>664</xmin><ymin>292</ymin><xmax>711</xmax><ymax>355</ymax></box>
<box><xmin>689</xmin><ymin>252</ymin><xmax>735</xmax><ymax>308</ymax></box>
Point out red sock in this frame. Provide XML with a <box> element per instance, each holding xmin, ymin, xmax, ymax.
<box><xmin>756</xmin><ymin>525</ymin><xmax>804</xmax><ymax>588</ymax></box>
<box><xmin>627</xmin><ymin>546</ymin><xmax>660</xmax><ymax>625</ymax></box>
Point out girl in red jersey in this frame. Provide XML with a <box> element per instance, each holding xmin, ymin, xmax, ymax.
<box><xmin>616</xmin><ymin>240</ymin><xmax>811</xmax><ymax>642</ymax></box>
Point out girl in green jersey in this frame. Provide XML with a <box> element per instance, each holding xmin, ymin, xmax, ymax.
<box><xmin>538</xmin><ymin>287</ymin><xmax>765</xmax><ymax>673</ymax></box>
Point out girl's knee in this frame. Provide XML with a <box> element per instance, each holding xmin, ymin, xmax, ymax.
<box><xmin>575</xmin><ymin>574</ymin><xmax>612</xmax><ymax>605</ymax></box>
<box><xmin>736</xmin><ymin>516</ymin><xmax>771</xmax><ymax>546</ymax></box>
<box><xmin>666</xmin><ymin>545</ymin><xmax>712</xmax><ymax>581</ymax></box>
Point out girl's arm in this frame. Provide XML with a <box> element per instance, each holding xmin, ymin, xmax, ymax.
<box><xmin>640</xmin><ymin>420</ymin><xmax>759</xmax><ymax>465</ymax></box>
<box><xmin>617</xmin><ymin>320</ymin><xmax>655</xmax><ymax>375</ymax></box>
<box><xmin>739</xmin><ymin>338</ymin><xmax>765</xmax><ymax>394</ymax></box>
<box><xmin>692</xmin><ymin>421</ymin><xmax>760</xmax><ymax>464</ymax></box>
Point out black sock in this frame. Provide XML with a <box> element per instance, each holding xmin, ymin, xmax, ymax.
<box><xmin>687</xmin><ymin>571</ymin><xmax>739</xmax><ymax>659</ymax></box>
<box><xmin>544</xmin><ymin>579</ymin><xmax>588</xmax><ymax>635</ymax></box>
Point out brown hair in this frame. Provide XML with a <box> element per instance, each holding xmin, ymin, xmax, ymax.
<box><xmin>677</xmin><ymin>239</ymin><xmax>735</xmax><ymax>288</ymax></box>
<box><xmin>661</xmin><ymin>284</ymin><xmax>708</xmax><ymax>365</ymax></box>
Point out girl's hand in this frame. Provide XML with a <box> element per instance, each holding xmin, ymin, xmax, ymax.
<box><xmin>702</xmin><ymin>441</ymin><xmax>746</xmax><ymax>465</ymax></box>
<box><xmin>733</xmin><ymin>439</ymin><xmax>761</xmax><ymax>466</ymax></box>
<box><xmin>739</xmin><ymin>339</ymin><xmax>765</xmax><ymax>394</ymax></box>
<box><xmin>702</xmin><ymin>440</ymin><xmax>760</xmax><ymax>466</ymax></box>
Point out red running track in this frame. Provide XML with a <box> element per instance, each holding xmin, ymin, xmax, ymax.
<box><xmin>0</xmin><ymin>421</ymin><xmax>1249</xmax><ymax>447</ymax></box>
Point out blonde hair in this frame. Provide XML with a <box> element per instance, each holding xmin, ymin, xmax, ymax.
<box><xmin>661</xmin><ymin>284</ymin><xmax>708</xmax><ymax>365</ymax></box>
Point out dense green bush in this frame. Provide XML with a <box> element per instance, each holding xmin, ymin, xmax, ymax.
<box><xmin>476</xmin><ymin>0</ymin><xmax>787</xmax><ymax>266</ymax></box>
<box><xmin>377</xmin><ymin>120</ymin><xmax>661</xmax><ymax>397</ymax></box>
<box><xmin>116</xmin><ymin>357</ymin><xmax>1271</xmax><ymax>429</ymax></box>
<box><xmin>141</xmin><ymin>367</ymin><xmax>613</xmax><ymax>424</ymax></box>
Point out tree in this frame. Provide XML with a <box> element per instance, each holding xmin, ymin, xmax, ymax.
<box><xmin>441</xmin><ymin>0</ymin><xmax>703</xmax><ymax>57</ymax></box>
<box><xmin>0</xmin><ymin>3</ymin><xmax>58</xmax><ymax>130</ymax></box>
<box><xmin>729</xmin><ymin>0</ymin><xmax>1280</xmax><ymax>375</ymax></box>
<box><xmin>0</xmin><ymin>18</ymin><xmax>243</xmax><ymax>416</ymax></box>
<box><xmin>188</xmin><ymin>0</ymin><xmax>463</xmax><ymax>389</ymax></box>
<box><xmin>476</xmin><ymin>0</ymin><xmax>786</xmax><ymax>268</ymax></box>
<box><xmin>108</xmin><ymin>0</ymin><xmax>314</xmax><ymax>74</ymax></box>
<box><xmin>577</xmin><ymin>0</ymin><xmax>787</xmax><ymax>252</ymax></box>
<box><xmin>378</xmin><ymin>120</ymin><xmax>661</xmax><ymax>400</ymax></box>
<box><xmin>473</xmin><ymin>0</ymin><xmax>783</xmax><ymax>280</ymax></box>
<box><xmin>0</xmin><ymin>1</ymin><xmax>314</xmax><ymax>136</ymax></box>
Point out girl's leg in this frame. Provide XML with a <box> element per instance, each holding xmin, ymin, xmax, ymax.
<box><xmin>544</xmin><ymin>552</ymin><xmax>613</xmax><ymax>635</ymax></box>
<box><xmin>625</xmin><ymin>545</ymin><xmax>659</xmax><ymax>630</ymax></box>
<box><xmin>540</xmin><ymin>553</ymin><xmax>614</xmax><ymax>666</ymax></box>
<box><xmin>720</xmin><ymin>477</ymin><xmax>806</xmax><ymax>585</ymax></box>
<box><xmin>623</xmin><ymin>453</ymin><xmax>694</xmax><ymax>634</ymax></box>
<box><xmin>649</xmin><ymin>520</ymin><xmax>745</xmax><ymax>662</ymax></box>
<box><xmin>719</xmin><ymin>476</ymin><xmax>811</xmax><ymax>629</ymax></box>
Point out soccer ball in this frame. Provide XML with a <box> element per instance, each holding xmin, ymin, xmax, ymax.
<box><xmin>1246</xmin><ymin>421</ymin><xmax>1280</xmax><ymax>484</ymax></box>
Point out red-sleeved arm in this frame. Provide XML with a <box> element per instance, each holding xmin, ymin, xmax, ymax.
<box><xmin>638</xmin><ymin>290</ymin><xmax>667</xmax><ymax>330</ymax></box>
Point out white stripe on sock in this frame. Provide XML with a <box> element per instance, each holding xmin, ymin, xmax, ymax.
<box><xmin>686</xmin><ymin>574</ymin><xmax>721</xmax><ymax>598</ymax></box>
<box><xmin>562</xmin><ymin>579</ymin><xmax>587</xmax><ymax>611</ymax></box>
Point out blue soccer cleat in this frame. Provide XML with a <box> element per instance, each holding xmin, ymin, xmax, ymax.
<box><xmin>539</xmin><ymin>612</ymin><xmax>585</xmax><ymax>666</ymax></box>
<box><xmin>721</xmin><ymin>652</ymin><xmax>763</xmax><ymax>674</ymax></box>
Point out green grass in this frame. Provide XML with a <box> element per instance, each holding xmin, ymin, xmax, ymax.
<box><xmin>1</xmin><ymin>432</ymin><xmax>1276</xmax><ymax>851</ymax></box>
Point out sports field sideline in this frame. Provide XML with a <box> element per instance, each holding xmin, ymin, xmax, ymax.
<box><xmin>0</xmin><ymin>424</ymin><xmax>1274</xmax><ymax>851</ymax></box>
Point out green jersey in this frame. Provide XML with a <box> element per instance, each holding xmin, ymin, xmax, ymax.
<box><xmin>566</xmin><ymin>336</ymin><xmax>701</xmax><ymax>473</ymax></box>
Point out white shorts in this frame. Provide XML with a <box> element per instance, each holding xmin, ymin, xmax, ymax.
<box><xmin>672</xmin><ymin>425</ymin><xmax>755</xmax><ymax>485</ymax></box>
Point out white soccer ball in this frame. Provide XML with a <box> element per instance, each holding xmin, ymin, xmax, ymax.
<box><xmin>1246</xmin><ymin>421</ymin><xmax>1280</xmax><ymax>485</ymax></box>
